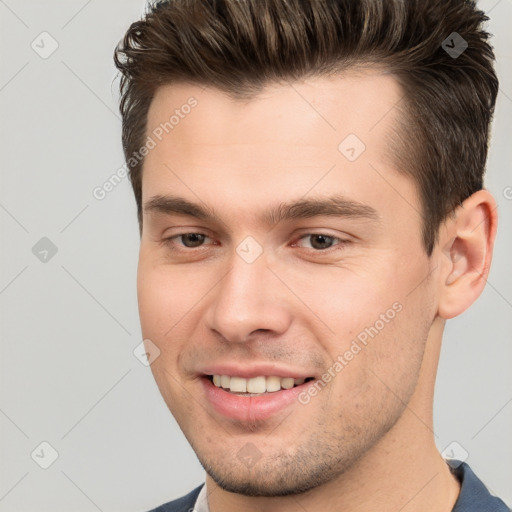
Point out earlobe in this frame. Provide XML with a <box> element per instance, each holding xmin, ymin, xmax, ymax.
<box><xmin>437</xmin><ymin>190</ymin><xmax>498</xmax><ymax>319</ymax></box>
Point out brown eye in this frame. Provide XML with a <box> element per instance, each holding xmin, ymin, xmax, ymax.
<box><xmin>308</xmin><ymin>234</ymin><xmax>336</xmax><ymax>250</ymax></box>
<box><xmin>295</xmin><ymin>233</ymin><xmax>347</xmax><ymax>251</ymax></box>
<box><xmin>163</xmin><ymin>232</ymin><xmax>211</xmax><ymax>250</ymax></box>
<box><xmin>178</xmin><ymin>233</ymin><xmax>207</xmax><ymax>248</ymax></box>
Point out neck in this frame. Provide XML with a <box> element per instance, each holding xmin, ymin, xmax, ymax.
<box><xmin>206</xmin><ymin>318</ymin><xmax>461</xmax><ymax>512</ymax></box>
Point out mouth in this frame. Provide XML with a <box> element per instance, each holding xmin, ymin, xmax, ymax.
<box><xmin>206</xmin><ymin>374</ymin><xmax>316</xmax><ymax>396</ymax></box>
<box><xmin>200</xmin><ymin>373</ymin><xmax>317</xmax><ymax>422</ymax></box>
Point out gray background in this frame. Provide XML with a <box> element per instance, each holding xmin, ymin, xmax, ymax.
<box><xmin>0</xmin><ymin>0</ymin><xmax>511</xmax><ymax>510</ymax></box>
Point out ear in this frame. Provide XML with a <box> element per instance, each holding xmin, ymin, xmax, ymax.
<box><xmin>436</xmin><ymin>189</ymin><xmax>498</xmax><ymax>319</ymax></box>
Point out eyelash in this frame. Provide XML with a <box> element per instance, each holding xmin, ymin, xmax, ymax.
<box><xmin>162</xmin><ymin>232</ymin><xmax>349</xmax><ymax>254</ymax></box>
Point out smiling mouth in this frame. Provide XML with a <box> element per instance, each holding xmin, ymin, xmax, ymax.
<box><xmin>206</xmin><ymin>374</ymin><xmax>316</xmax><ymax>396</ymax></box>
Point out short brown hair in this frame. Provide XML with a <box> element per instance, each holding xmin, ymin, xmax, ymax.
<box><xmin>114</xmin><ymin>0</ymin><xmax>498</xmax><ymax>254</ymax></box>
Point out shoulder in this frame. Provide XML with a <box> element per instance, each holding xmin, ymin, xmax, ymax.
<box><xmin>145</xmin><ymin>484</ymin><xmax>204</xmax><ymax>512</ymax></box>
<box><xmin>451</xmin><ymin>462</ymin><xmax>510</xmax><ymax>512</ymax></box>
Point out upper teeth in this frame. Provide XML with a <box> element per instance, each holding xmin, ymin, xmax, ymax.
<box><xmin>212</xmin><ymin>375</ymin><xmax>306</xmax><ymax>393</ymax></box>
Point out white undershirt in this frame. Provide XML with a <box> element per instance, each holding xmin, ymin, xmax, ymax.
<box><xmin>193</xmin><ymin>483</ymin><xmax>210</xmax><ymax>512</ymax></box>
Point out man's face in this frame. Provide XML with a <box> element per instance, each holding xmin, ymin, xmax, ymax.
<box><xmin>137</xmin><ymin>71</ymin><xmax>439</xmax><ymax>496</ymax></box>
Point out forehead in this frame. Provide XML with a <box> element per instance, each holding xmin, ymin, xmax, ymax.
<box><xmin>146</xmin><ymin>68</ymin><xmax>403</xmax><ymax>148</ymax></box>
<box><xmin>141</xmin><ymin>70</ymin><xmax>418</xmax><ymax>230</ymax></box>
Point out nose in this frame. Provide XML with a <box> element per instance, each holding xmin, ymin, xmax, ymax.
<box><xmin>205</xmin><ymin>249</ymin><xmax>292</xmax><ymax>344</ymax></box>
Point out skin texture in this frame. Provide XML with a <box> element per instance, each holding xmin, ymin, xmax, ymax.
<box><xmin>137</xmin><ymin>69</ymin><xmax>497</xmax><ymax>512</ymax></box>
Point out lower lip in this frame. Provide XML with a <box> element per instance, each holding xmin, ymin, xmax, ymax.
<box><xmin>201</xmin><ymin>377</ymin><xmax>313</xmax><ymax>422</ymax></box>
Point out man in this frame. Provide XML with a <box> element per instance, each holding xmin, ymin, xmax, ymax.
<box><xmin>114</xmin><ymin>0</ymin><xmax>510</xmax><ymax>511</ymax></box>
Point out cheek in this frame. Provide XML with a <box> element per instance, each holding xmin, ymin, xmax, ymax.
<box><xmin>355</xmin><ymin>297</ymin><xmax>431</xmax><ymax>403</ymax></box>
<box><xmin>290</xmin><ymin>269</ymin><xmax>403</xmax><ymax>353</ymax></box>
<box><xmin>137</xmin><ymin>255</ymin><xmax>197</xmax><ymax>338</ymax></box>
<box><xmin>317</xmin><ymin>273</ymin><xmax>432</xmax><ymax>399</ymax></box>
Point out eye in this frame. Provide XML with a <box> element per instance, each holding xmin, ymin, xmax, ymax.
<box><xmin>293</xmin><ymin>233</ymin><xmax>348</xmax><ymax>251</ymax></box>
<box><xmin>163</xmin><ymin>232</ymin><xmax>212</xmax><ymax>249</ymax></box>
<box><xmin>162</xmin><ymin>232</ymin><xmax>349</xmax><ymax>253</ymax></box>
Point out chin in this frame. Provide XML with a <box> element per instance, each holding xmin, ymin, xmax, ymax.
<box><xmin>196</xmin><ymin>449</ymin><xmax>354</xmax><ymax>498</ymax></box>
<box><xmin>206</xmin><ymin>469</ymin><xmax>326</xmax><ymax>497</ymax></box>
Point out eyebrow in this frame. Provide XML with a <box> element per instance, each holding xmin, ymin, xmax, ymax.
<box><xmin>143</xmin><ymin>194</ymin><xmax>381</xmax><ymax>226</ymax></box>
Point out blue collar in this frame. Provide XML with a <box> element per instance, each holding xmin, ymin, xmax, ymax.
<box><xmin>450</xmin><ymin>461</ymin><xmax>510</xmax><ymax>511</ymax></box>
